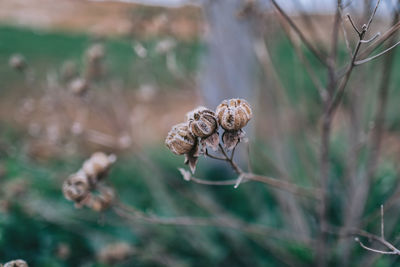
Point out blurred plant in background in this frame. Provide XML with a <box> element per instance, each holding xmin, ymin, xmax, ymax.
<box><xmin>2</xmin><ymin>0</ymin><xmax>400</xmax><ymax>266</ymax></box>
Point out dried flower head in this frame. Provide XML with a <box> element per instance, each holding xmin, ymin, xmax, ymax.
<box><xmin>87</xmin><ymin>186</ymin><xmax>115</xmax><ymax>212</ymax></box>
<box><xmin>216</xmin><ymin>99</ymin><xmax>252</xmax><ymax>131</ymax></box>
<box><xmin>86</xmin><ymin>44</ymin><xmax>105</xmax><ymax>62</ymax></box>
<box><xmin>98</xmin><ymin>242</ymin><xmax>135</xmax><ymax>264</ymax></box>
<box><xmin>165</xmin><ymin>123</ymin><xmax>196</xmax><ymax>155</ymax></box>
<box><xmin>62</xmin><ymin>170</ymin><xmax>90</xmax><ymax>205</ymax></box>
<box><xmin>82</xmin><ymin>152</ymin><xmax>117</xmax><ymax>184</ymax></box>
<box><xmin>69</xmin><ymin>78</ymin><xmax>89</xmax><ymax>96</ymax></box>
<box><xmin>4</xmin><ymin>259</ymin><xmax>28</xmax><ymax>267</ymax></box>
<box><xmin>187</xmin><ymin>107</ymin><xmax>218</xmax><ymax>138</ymax></box>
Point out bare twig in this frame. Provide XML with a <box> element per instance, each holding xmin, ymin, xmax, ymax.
<box><xmin>381</xmin><ymin>205</ymin><xmax>384</xmax><ymax>239</ymax></box>
<box><xmin>354</xmin><ymin>39</ymin><xmax>400</xmax><ymax>65</ymax></box>
<box><xmin>270</xmin><ymin>0</ymin><xmax>328</xmax><ymax>66</ymax></box>
<box><xmin>352</xmin><ymin>205</ymin><xmax>400</xmax><ymax>255</ymax></box>
<box><xmin>339</xmin><ymin>9</ymin><xmax>353</xmax><ymax>58</ymax></box>
<box><xmin>191</xmin><ymin>144</ymin><xmax>320</xmax><ymax>198</ymax></box>
<box><xmin>112</xmin><ymin>201</ymin><xmax>292</xmax><ymax>239</ymax></box>
<box><xmin>358</xmin><ymin>20</ymin><xmax>400</xmax><ymax>59</ymax></box>
<box><xmin>346</xmin><ymin>14</ymin><xmax>361</xmax><ymax>35</ymax></box>
<box><xmin>360</xmin><ymin>32</ymin><xmax>380</xmax><ymax>43</ymax></box>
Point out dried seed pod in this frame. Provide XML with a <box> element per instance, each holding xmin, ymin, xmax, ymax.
<box><xmin>82</xmin><ymin>152</ymin><xmax>117</xmax><ymax>184</ymax></box>
<box><xmin>4</xmin><ymin>259</ymin><xmax>28</xmax><ymax>267</ymax></box>
<box><xmin>187</xmin><ymin>107</ymin><xmax>218</xmax><ymax>138</ymax></box>
<box><xmin>62</xmin><ymin>170</ymin><xmax>90</xmax><ymax>204</ymax></box>
<box><xmin>98</xmin><ymin>242</ymin><xmax>135</xmax><ymax>264</ymax></box>
<box><xmin>9</xmin><ymin>54</ymin><xmax>27</xmax><ymax>72</ymax></box>
<box><xmin>216</xmin><ymin>99</ymin><xmax>252</xmax><ymax>131</ymax></box>
<box><xmin>68</xmin><ymin>78</ymin><xmax>89</xmax><ymax>96</ymax></box>
<box><xmin>165</xmin><ymin>123</ymin><xmax>196</xmax><ymax>155</ymax></box>
<box><xmin>87</xmin><ymin>186</ymin><xmax>115</xmax><ymax>212</ymax></box>
<box><xmin>86</xmin><ymin>44</ymin><xmax>105</xmax><ymax>62</ymax></box>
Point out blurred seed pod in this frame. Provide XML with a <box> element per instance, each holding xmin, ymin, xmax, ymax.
<box><xmin>62</xmin><ymin>170</ymin><xmax>90</xmax><ymax>205</ymax></box>
<box><xmin>87</xmin><ymin>186</ymin><xmax>115</xmax><ymax>212</ymax></box>
<box><xmin>85</xmin><ymin>43</ymin><xmax>106</xmax><ymax>81</ymax></box>
<box><xmin>187</xmin><ymin>107</ymin><xmax>218</xmax><ymax>138</ymax></box>
<box><xmin>165</xmin><ymin>123</ymin><xmax>196</xmax><ymax>155</ymax></box>
<box><xmin>98</xmin><ymin>242</ymin><xmax>135</xmax><ymax>265</ymax></box>
<box><xmin>216</xmin><ymin>99</ymin><xmax>252</xmax><ymax>131</ymax></box>
<box><xmin>82</xmin><ymin>152</ymin><xmax>117</xmax><ymax>184</ymax></box>
<box><xmin>60</xmin><ymin>60</ymin><xmax>78</xmax><ymax>81</ymax></box>
<box><xmin>86</xmin><ymin>43</ymin><xmax>105</xmax><ymax>62</ymax></box>
<box><xmin>56</xmin><ymin>243</ymin><xmax>70</xmax><ymax>260</ymax></box>
<box><xmin>68</xmin><ymin>78</ymin><xmax>89</xmax><ymax>96</ymax></box>
<box><xmin>9</xmin><ymin>54</ymin><xmax>27</xmax><ymax>72</ymax></box>
<box><xmin>3</xmin><ymin>259</ymin><xmax>28</xmax><ymax>267</ymax></box>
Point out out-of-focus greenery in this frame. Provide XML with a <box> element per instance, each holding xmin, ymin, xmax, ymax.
<box><xmin>0</xmin><ymin>26</ymin><xmax>202</xmax><ymax>92</ymax></box>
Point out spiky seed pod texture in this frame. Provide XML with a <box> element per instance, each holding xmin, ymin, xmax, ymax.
<box><xmin>82</xmin><ymin>152</ymin><xmax>116</xmax><ymax>184</ymax></box>
<box><xmin>165</xmin><ymin>123</ymin><xmax>196</xmax><ymax>155</ymax></box>
<box><xmin>4</xmin><ymin>259</ymin><xmax>28</xmax><ymax>267</ymax></box>
<box><xmin>62</xmin><ymin>170</ymin><xmax>90</xmax><ymax>204</ymax></box>
<box><xmin>187</xmin><ymin>106</ymin><xmax>218</xmax><ymax>138</ymax></box>
<box><xmin>216</xmin><ymin>98</ymin><xmax>252</xmax><ymax>131</ymax></box>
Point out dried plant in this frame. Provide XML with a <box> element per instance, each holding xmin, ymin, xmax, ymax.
<box><xmin>2</xmin><ymin>260</ymin><xmax>28</xmax><ymax>267</ymax></box>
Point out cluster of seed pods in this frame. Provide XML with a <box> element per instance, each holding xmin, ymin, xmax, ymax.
<box><xmin>62</xmin><ymin>152</ymin><xmax>116</xmax><ymax>211</ymax></box>
<box><xmin>165</xmin><ymin>98</ymin><xmax>252</xmax><ymax>173</ymax></box>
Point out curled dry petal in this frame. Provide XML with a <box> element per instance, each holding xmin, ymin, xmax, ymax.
<box><xmin>201</xmin><ymin>132</ymin><xmax>219</xmax><ymax>151</ymax></box>
<box><xmin>216</xmin><ymin>98</ymin><xmax>252</xmax><ymax>131</ymax></box>
<box><xmin>184</xmin><ymin>141</ymin><xmax>200</xmax><ymax>174</ymax></box>
<box><xmin>222</xmin><ymin>130</ymin><xmax>245</xmax><ymax>151</ymax></box>
<box><xmin>165</xmin><ymin>123</ymin><xmax>196</xmax><ymax>155</ymax></box>
<box><xmin>187</xmin><ymin>106</ymin><xmax>218</xmax><ymax>138</ymax></box>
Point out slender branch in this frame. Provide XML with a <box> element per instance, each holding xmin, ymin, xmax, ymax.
<box><xmin>354</xmin><ymin>39</ymin><xmax>400</xmax><ymax>65</ymax></box>
<box><xmin>358</xmin><ymin>20</ymin><xmax>400</xmax><ymax>59</ymax></box>
<box><xmin>346</xmin><ymin>14</ymin><xmax>361</xmax><ymax>36</ymax></box>
<box><xmin>112</xmin><ymin>201</ymin><xmax>291</xmax><ymax>239</ymax></box>
<box><xmin>365</xmin><ymin>0</ymin><xmax>381</xmax><ymax>30</ymax></box>
<box><xmin>245</xmin><ymin>173</ymin><xmax>322</xmax><ymax>199</ymax></box>
<box><xmin>381</xmin><ymin>205</ymin><xmax>384</xmax><ymax>239</ymax></box>
<box><xmin>360</xmin><ymin>32</ymin><xmax>380</xmax><ymax>43</ymax></box>
<box><xmin>327</xmin><ymin>226</ymin><xmax>400</xmax><ymax>255</ymax></box>
<box><xmin>218</xmin><ymin>143</ymin><xmax>242</xmax><ymax>174</ymax></box>
<box><xmin>339</xmin><ymin>9</ymin><xmax>352</xmax><ymax>58</ymax></box>
<box><xmin>205</xmin><ymin>149</ymin><xmax>226</xmax><ymax>161</ymax></box>
<box><xmin>350</xmin><ymin>204</ymin><xmax>400</xmax><ymax>255</ymax></box>
<box><xmin>189</xmin><ymin>176</ymin><xmax>243</xmax><ymax>186</ymax></box>
<box><xmin>270</xmin><ymin>0</ymin><xmax>328</xmax><ymax>66</ymax></box>
<box><xmin>355</xmin><ymin>238</ymin><xmax>398</xmax><ymax>254</ymax></box>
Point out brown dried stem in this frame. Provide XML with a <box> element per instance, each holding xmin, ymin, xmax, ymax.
<box><xmin>197</xmin><ymin>143</ymin><xmax>321</xmax><ymax>199</ymax></box>
<box><xmin>112</xmin><ymin>201</ymin><xmax>291</xmax><ymax>239</ymax></box>
<box><xmin>270</xmin><ymin>0</ymin><xmax>328</xmax><ymax>67</ymax></box>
